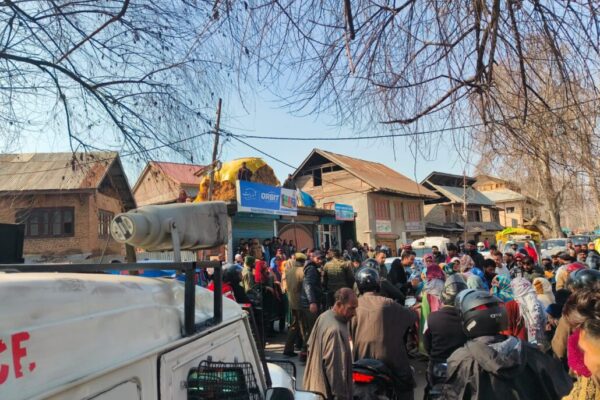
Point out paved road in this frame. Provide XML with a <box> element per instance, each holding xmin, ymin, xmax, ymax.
<box><xmin>265</xmin><ymin>331</ymin><xmax>428</xmax><ymax>399</ymax></box>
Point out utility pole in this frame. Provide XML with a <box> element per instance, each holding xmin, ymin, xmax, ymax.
<box><xmin>463</xmin><ymin>170</ymin><xmax>468</xmax><ymax>244</ymax></box>
<box><xmin>207</xmin><ymin>98</ymin><xmax>222</xmax><ymax>201</ymax></box>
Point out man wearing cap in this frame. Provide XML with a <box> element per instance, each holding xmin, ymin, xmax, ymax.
<box><xmin>555</xmin><ymin>253</ymin><xmax>575</xmax><ymax>290</ymax></box>
<box><xmin>283</xmin><ymin>252</ymin><xmax>307</xmax><ymax>357</ymax></box>
<box><xmin>586</xmin><ymin>242</ymin><xmax>600</xmax><ymax>270</ymax></box>
<box><xmin>323</xmin><ymin>249</ymin><xmax>355</xmax><ymax>308</ymax></box>
<box><xmin>299</xmin><ymin>251</ymin><xmax>325</xmax><ymax>362</ymax></box>
<box><xmin>465</xmin><ymin>239</ymin><xmax>485</xmax><ymax>269</ymax></box>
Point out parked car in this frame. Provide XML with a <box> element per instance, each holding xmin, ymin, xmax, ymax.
<box><xmin>569</xmin><ymin>235</ymin><xmax>592</xmax><ymax>246</ymax></box>
<box><xmin>541</xmin><ymin>238</ymin><xmax>568</xmax><ymax>258</ymax></box>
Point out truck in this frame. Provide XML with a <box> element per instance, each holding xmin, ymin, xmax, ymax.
<box><xmin>0</xmin><ymin>202</ymin><xmax>322</xmax><ymax>400</ymax></box>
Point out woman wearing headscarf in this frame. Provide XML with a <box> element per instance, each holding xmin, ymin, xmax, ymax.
<box><xmin>466</xmin><ymin>274</ymin><xmax>487</xmax><ymax>290</ymax></box>
<box><xmin>459</xmin><ymin>254</ymin><xmax>475</xmax><ymax>274</ymax></box>
<box><xmin>511</xmin><ymin>277</ymin><xmax>548</xmax><ymax>349</ymax></box>
<box><xmin>470</xmin><ymin>266</ymin><xmax>489</xmax><ymax>290</ymax></box>
<box><xmin>532</xmin><ymin>277</ymin><xmax>555</xmax><ymax>309</ymax></box>
<box><xmin>491</xmin><ymin>274</ymin><xmax>514</xmax><ymax>303</ymax></box>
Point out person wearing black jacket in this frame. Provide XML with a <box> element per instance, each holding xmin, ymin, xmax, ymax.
<box><xmin>443</xmin><ymin>289</ymin><xmax>572</xmax><ymax>400</ymax></box>
<box><xmin>466</xmin><ymin>240</ymin><xmax>486</xmax><ymax>269</ymax></box>
<box><xmin>299</xmin><ymin>251</ymin><xmax>324</xmax><ymax>362</ymax></box>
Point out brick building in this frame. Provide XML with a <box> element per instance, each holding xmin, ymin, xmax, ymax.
<box><xmin>292</xmin><ymin>149</ymin><xmax>438</xmax><ymax>254</ymax></box>
<box><xmin>0</xmin><ymin>153</ymin><xmax>136</xmax><ymax>262</ymax></box>
<box><xmin>132</xmin><ymin>161</ymin><xmax>206</xmax><ymax>206</ymax></box>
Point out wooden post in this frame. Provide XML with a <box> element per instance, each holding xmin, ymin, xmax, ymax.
<box><xmin>207</xmin><ymin>98</ymin><xmax>222</xmax><ymax>201</ymax></box>
<box><xmin>463</xmin><ymin>171</ymin><xmax>468</xmax><ymax>244</ymax></box>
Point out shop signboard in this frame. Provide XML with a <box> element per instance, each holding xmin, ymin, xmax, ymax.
<box><xmin>375</xmin><ymin>220</ymin><xmax>392</xmax><ymax>233</ymax></box>
<box><xmin>334</xmin><ymin>204</ymin><xmax>354</xmax><ymax>221</ymax></box>
<box><xmin>236</xmin><ymin>181</ymin><xmax>298</xmax><ymax>216</ymax></box>
<box><xmin>405</xmin><ymin>221</ymin><xmax>424</xmax><ymax>232</ymax></box>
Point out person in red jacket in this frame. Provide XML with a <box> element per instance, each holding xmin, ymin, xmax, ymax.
<box><xmin>524</xmin><ymin>241</ymin><xmax>538</xmax><ymax>264</ymax></box>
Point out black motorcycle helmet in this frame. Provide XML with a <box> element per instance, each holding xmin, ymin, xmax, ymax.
<box><xmin>355</xmin><ymin>267</ymin><xmax>380</xmax><ymax>294</ymax></box>
<box><xmin>456</xmin><ymin>289</ymin><xmax>508</xmax><ymax>338</ymax></box>
<box><xmin>568</xmin><ymin>268</ymin><xmax>600</xmax><ymax>291</ymax></box>
<box><xmin>440</xmin><ymin>274</ymin><xmax>468</xmax><ymax>306</ymax></box>
<box><xmin>222</xmin><ymin>263</ymin><xmax>241</xmax><ymax>284</ymax></box>
<box><xmin>362</xmin><ymin>258</ymin><xmax>379</xmax><ymax>270</ymax></box>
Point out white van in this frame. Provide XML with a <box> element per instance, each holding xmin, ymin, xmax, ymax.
<box><xmin>410</xmin><ymin>237</ymin><xmax>451</xmax><ymax>258</ymax></box>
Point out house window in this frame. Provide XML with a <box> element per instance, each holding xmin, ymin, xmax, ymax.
<box><xmin>313</xmin><ymin>169</ymin><xmax>322</xmax><ymax>187</ymax></box>
<box><xmin>405</xmin><ymin>202</ymin><xmax>421</xmax><ymax>222</ymax></box>
<box><xmin>467</xmin><ymin>209</ymin><xmax>481</xmax><ymax>222</ymax></box>
<box><xmin>98</xmin><ymin>209</ymin><xmax>114</xmax><ymax>238</ymax></box>
<box><xmin>394</xmin><ymin>201</ymin><xmax>404</xmax><ymax>220</ymax></box>
<box><xmin>374</xmin><ymin>199</ymin><xmax>390</xmax><ymax>220</ymax></box>
<box><xmin>512</xmin><ymin>219</ymin><xmax>518</xmax><ymax>228</ymax></box>
<box><xmin>491</xmin><ymin>210</ymin><xmax>500</xmax><ymax>223</ymax></box>
<box><xmin>506</xmin><ymin>207</ymin><xmax>515</xmax><ymax>213</ymax></box>
<box><xmin>16</xmin><ymin>208</ymin><xmax>74</xmax><ymax>238</ymax></box>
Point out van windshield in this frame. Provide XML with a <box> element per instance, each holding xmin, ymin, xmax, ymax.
<box><xmin>414</xmin><ymin>247</ymin><xmax>433</xmax><ymax>257</ymax></box>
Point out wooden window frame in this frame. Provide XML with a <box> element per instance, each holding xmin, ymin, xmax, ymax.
<box><xmin>374</xmin><ymin>199</ymin><xmax>390</xmax><ymax>220</ymax></box>
<box><xmin>16</xmin><ymin>207</ymin><xmax>75</xmax><ymax>238</ymax></box>
<box><xmin>98</xmin><ymin>209</ymin><xmax>115</xmax><ymax>238</ymax></box>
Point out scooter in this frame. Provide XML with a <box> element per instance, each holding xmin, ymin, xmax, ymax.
<box><xmin>352</xmin><ymin>358</ymin><xmax>397</xmax><ymax>400</ymax></box>
<box><xmin>427</xmin><ymin>362</ymin><xmax>448</xmax><ymax>400</ymax></box>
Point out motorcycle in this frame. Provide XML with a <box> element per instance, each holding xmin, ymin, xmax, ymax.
<box><xmin>352</xmin><ymin>358</ymin><xmax>397</xmax><ymax>400</ymax></box>
<box><xmin>427</xmin><ymin>362</ymin><xmax>448</xmax><ymax>400</ymax></box>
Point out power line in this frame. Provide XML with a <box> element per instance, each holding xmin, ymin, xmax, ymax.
<box><xmin>0</xmin><ymin>131</ymin><xmax>213</xmax><ymax>177</ymax></box>
<box><xmin>230</xmin><ymin>135</ymin><xmax>372</xmax><ymax>195</ymax></box>
<box><xmin>226</xmin><ymin>96</ymin><xmax>600</xmax><ymax>141</ymax></box>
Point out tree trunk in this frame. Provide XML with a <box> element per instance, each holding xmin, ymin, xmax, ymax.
<box><xmin>537</xmin><ymin>154</ymin><xmax>565</xmax><ymax>237</ymax></box>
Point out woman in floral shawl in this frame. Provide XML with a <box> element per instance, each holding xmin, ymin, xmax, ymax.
<box><xmin>492</xmin><ymin>274</ymin><xmax>514</xmax><ymax>303</ymax></box>
<box><xmin>511</xmin><ymin>277</ymin><xmax>548</xmax><ymax>349</ymax></box>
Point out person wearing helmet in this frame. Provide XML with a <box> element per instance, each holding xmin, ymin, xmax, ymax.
<box><xmin>443</xmin><ymin>290</ymin><xmax>572</xmax><ymax>399</ymax></box>
<box><xmin>362</xmin><ymin>258</ymin><xmax>405</xmax><ymax>304</ymax></box>
<box><xmin>477</xmin><ymin>242</ymin><xmax>485</xmax><ymax>252</ymax></box>
<box><xmin>350</xmin><ymin>267</ymin><xmax>418</xmax><ymax>399</ymax></box>
<box><xmin>552</xmin><ymin>268</ymin><xmax>600</xmax><ymax>363</ymax></box>
<box><xmin>207</xmin><ymin>263</ymin><xmax>250</xmax><ymax>304</ymax></box>
<box><xmin>424</xmin><ymin>275</ymin><xmax>468</xmax><ymax>395</ymax></box>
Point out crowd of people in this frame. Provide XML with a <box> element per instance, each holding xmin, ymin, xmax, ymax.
<box><xmin>203</xmin><ymin>236</ymin><xmax>600</xmax><ymax>399</ymax></box>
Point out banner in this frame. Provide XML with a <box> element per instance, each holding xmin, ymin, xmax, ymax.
<box><xmin>236</xmin><ymin>181</ymin><xmax>298</xmax><ymax>216</ymax></box>
<box><xmin>335</xmin><ymin>204</ymin><xmax>354</xmax><ymax>221</ymax></box>
<box><xmin>375</xmin><ymin>220</ymin><xmax>392</xmax><ymax>233</ymax></box>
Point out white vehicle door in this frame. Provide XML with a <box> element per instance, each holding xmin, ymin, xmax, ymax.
<box><xmin>159</xmin><ymin>318</ymin><xmax>267</xmax><ymax>400</ymax></box>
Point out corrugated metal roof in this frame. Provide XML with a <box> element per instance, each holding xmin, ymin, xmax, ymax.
<box><xmin>482</xmin><ymin>189</ymin><xmax>528</xmax><ymax>203</ymax></box>
<box><xmin>432</xmin><ymin>185</ymin><xmax>495</xmax><ymax>206</ymax></box>
<box><xmin>313</xmin><ymin>149</ymin><xmax>438</xmax><ymax>199</ymax></box>
<box><xmin>0</xmin><ymin>152</ymin><xmax>118</xmax><ymax>191</ymax></box>
<box><xmin>152</xmin><ymin>161</ymin><xmax>205</xmax><ymax>186</ymax></box>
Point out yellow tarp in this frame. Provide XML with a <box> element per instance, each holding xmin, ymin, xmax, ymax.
<box><xmin>194</xmin><ymin>157</ymin><xmax>280</xmax><ymax>202</ymax></box>
<box><xmin>495</xmin><ymin>227</ymin><xmax>541</xmax><ymax>244</ymax></box>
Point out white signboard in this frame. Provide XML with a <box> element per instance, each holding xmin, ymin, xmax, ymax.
<box><xmin>375</xmin><ymin>220</ymin><xmax>392</xmax><ymax>233</ymax></box>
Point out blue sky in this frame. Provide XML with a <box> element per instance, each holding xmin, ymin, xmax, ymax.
<box><xmin>17</xmin><ymin>89</ymin><xmax>476</xmax><ymax>186</ymax></box>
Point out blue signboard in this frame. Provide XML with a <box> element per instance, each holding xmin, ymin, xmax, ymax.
<box><xmin>335</xmin><ymin>203</ymin><xmax>354</xmax><ymax>221</ymax></box>
<box><xmin>236</xmin><ymin>180</ymin><xmax>298</xmax><ymax>216</ymax></box>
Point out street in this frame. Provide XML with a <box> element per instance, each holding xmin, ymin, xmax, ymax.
<box><xmin>265</xmin><ymin>330</ymin><xmax>428</xmax><ymax>399</ymax></box>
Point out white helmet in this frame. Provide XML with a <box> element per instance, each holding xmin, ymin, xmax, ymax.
<box><xmin>477</xmin><ymin>242</ymin><xmax>485</xmax><ymax>249</ymax></box>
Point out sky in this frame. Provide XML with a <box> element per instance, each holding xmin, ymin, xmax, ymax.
<box><xmin>16</xmin><ymin>89</ymin><xmax>475</xmax><ymax>187</ymax></box>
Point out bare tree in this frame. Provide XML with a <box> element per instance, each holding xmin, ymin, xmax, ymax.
<box><xmin>227</xmin><ymin>1</ymin><xmax>600</xmax><ymax>136</ymax></box>
<box><xmin>0</xmin><ymin>1</ymin><xmax>234</xmax><ymax>159</ymax></box>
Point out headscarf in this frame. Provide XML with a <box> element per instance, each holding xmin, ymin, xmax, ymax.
<box><xmin>460</xmin><ymin>255</ymin><xmax>475</xmax><ymax>272</ymax></box>
<box><xmin>466</xmin><ymin>274</ymin><xmax>487</xmax><ymax>290</ymax></box>
<box><xmin>423</xmin><ymin>278</ymin><xmax>445</xmax><ymax>298</ymax></box>
<box><xmin>532</xmin><ymin>277</ymin><xmax>555</xmax><ymax>308</ymax></box>
<box><xmin>492</xmin><ymin>275</ymin><xmax>514</xmax><ymax>302</ymax></box>
<box><xmin>426</xmin><ymin>263</ymin><xmax>445</xmax><ymax>282</ymax></box>
<box><xmin>423</xmin><ymin>253</ymin><xmax>434</xmax><ymax>265</ymax></box>
<box><xmin>443</xmin><ymin>263</ymin><xmax>455</xmax><ymax>276</ymax></box>
<box><xmin>511</xmin><ymin>277</ymin><xmax>547</xmax><ymax>346</ymax></box>
<box><xmin>471</xmin><ymin>267</ymin><xmax>489</xmax><ymax>290</ymax></box>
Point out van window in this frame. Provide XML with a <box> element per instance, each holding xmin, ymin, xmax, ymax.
<box><xmin>90</xmin><ymin>381</ymin><xmax>141</xmax><ymax>399</ymax></box>
<box><xmin>187</xmin><ymin>360</ymin><xmax>261</xmax><ymax>400</ymax></box>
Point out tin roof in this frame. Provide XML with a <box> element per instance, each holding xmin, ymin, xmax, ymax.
<box><xmin>152</xmin><ymin>161</ymin><xmax>206</xmax><ymax>186</ymax></box>
<box><xmin>432</xmin><ymin>185</ymin><xmax>495</xmax><ymax>206</ymax></box>
<box><xmin>482</xmin><ymin>188</ymin><xmax>528</xmax><ymax>203</ymax></box>
<box><xmin>294</xmin><ymin>149</ymin><xmax>438</xmax><ymax>199</ymax></box>
<box><xmin>0</xmin><ymin>152</ymin><xmax>136</xmax><ymax>209</ymax></box>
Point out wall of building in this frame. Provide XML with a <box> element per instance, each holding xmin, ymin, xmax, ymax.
<box><xmin>295</xmin><ymin>169</ymin><xmax>372</xmax><ymax>200</ymax></box>
<box><xmin>134</xmin><ymin>167</ymin><xmax>181</xmax><ymax>206</ymax></box>
<box><xmin>0</xmin><ymin>190</ymin><xmax>126</xmax><ymax>259</ymax></box>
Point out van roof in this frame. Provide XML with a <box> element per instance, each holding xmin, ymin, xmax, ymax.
<box><xmin>0</xmin><ymin>273</ymin><xmax>243</xmax><ymax>399</ymax></box>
